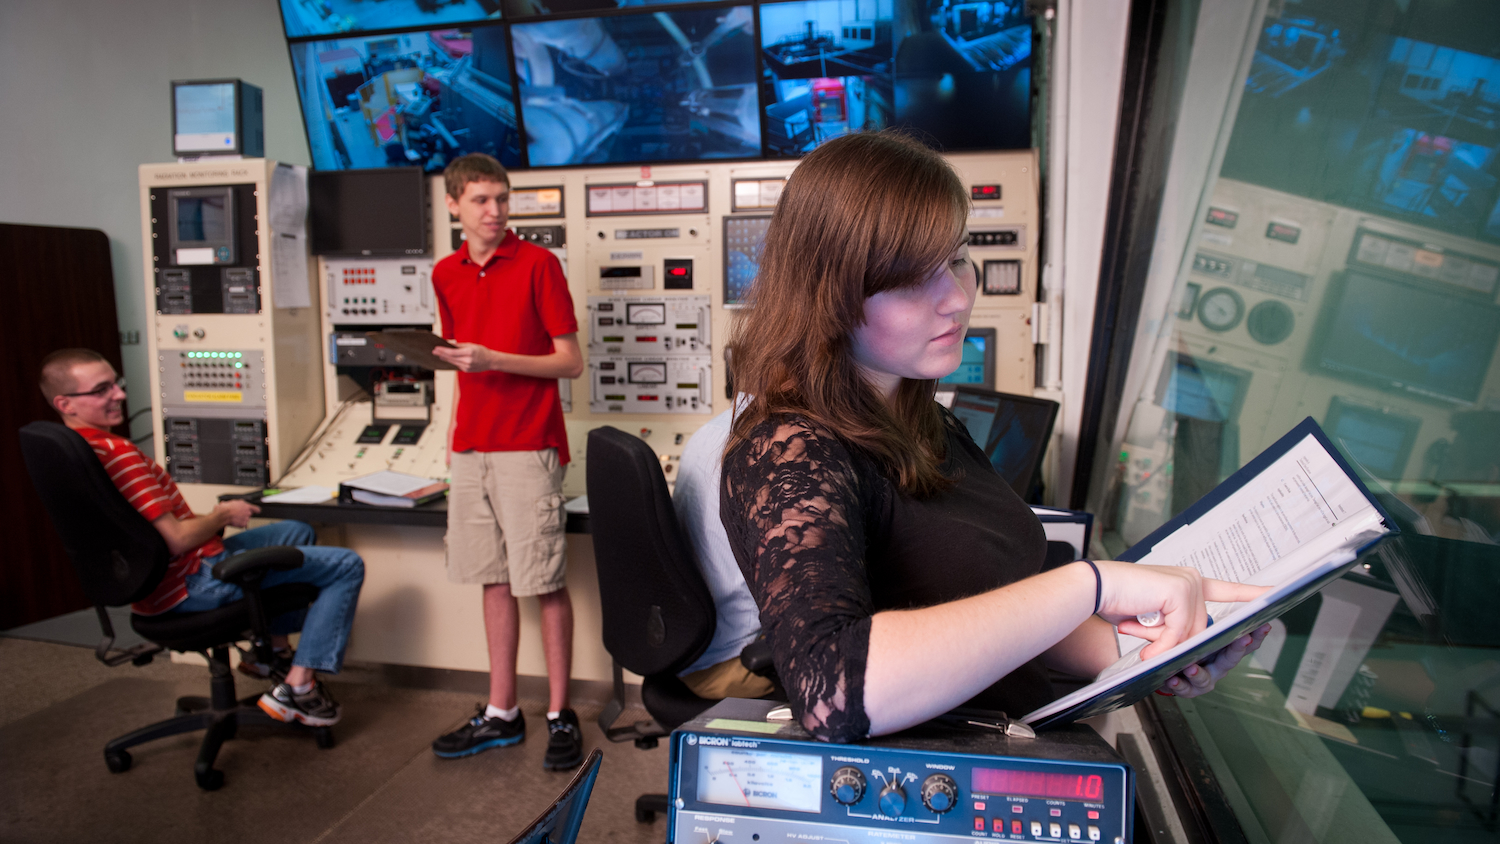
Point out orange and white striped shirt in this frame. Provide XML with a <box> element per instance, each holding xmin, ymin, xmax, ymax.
<box><xmin>78</xmin><ymin>427</ymin><xmax>225</xmax><ymax>615</ymax></box>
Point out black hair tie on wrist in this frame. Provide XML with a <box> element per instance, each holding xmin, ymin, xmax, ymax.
<box><xmin>1080</xmin><ymin>559</ymin><xmax>1101</xmax><ymax>616</ymax></box>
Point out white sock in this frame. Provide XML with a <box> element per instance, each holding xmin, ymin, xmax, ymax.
<box><xmin>291</xmin><ymin>681</ymin><xmax>314</xmax><ymax>695</ymax></box>
<box><xmin>486</xmin><ymin>704</ymin><xmax>520</xmax><ymax>721</ymax></box>
<box><xmin>547</xmin><ymin>711</ymin><xmax>561</xmax><ymax>721</ymax></box>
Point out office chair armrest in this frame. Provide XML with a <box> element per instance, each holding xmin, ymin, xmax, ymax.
<box><xmin>212</xmin><ymin>546</ymin><xmax>304</xmax><ymax>586</ymax></box>
<box><xmin>739</xmin><ymin>637</ymin><xmax>775</xmax><ymax>676</ymax></box>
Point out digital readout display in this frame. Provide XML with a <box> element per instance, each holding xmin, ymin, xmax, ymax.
<box><xmin>697</xmin><ymin>747</ymin><xmax>823</xmax><ymax>813</ymax></box>
<box><xmin>972</xmin><ymin>768</ymin><xmax>1104</xmax><ymax>801</ymax></box>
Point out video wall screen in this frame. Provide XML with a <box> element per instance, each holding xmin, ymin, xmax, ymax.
<box><xmin>284</xmin><ymin>0</ymin><xmax>1033</xmax><ymax>170</ymax></box>
<box><xmin>1221</xmin><ymin>5</ymin><xmax>1500</xmax><ymax>244</ymax></box>
<box><xmin>760</xmin><ymin>0</ymin><xmax>1031</xmax><ymax>156</ymax></box>
<box><xmin>279</xmin><ymin>0</ymin><xmax>500</xmax><ymax>39</ymax></box>
<box><xmin>289</xmin><ymin>24</ymin><xmax>523</xmax><ymax>171</ymax></box>
<box><xmin>511</xmin><ymin>7</ymin><xmax>760</xmax><ymax>165</ymax></box>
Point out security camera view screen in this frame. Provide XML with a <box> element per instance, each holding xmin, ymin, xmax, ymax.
<box><xmin>290</xmin><ymin>25</ymin><xmax>523</xmax><ymax>171</ymax></box>
<box><xmin>500</xmin><ymin>0</ymin><xmax>703</xmax><ymax>17</ymax></box>
<box><xmin>1222</xmin><ymin>3</ymin><xmax>1500</xmax><ymax>244</ymax></box>
<box><xmin>759</xmin><ymin>0</ymin><xmax>1031</xmax><ymax>156</ymax></box>
<box><xmin>724</xmin><ymin>215</ymin><xmax>772</xmax><ymax>305</ymax></box>
<box><xmin>510</xmin><ymin>7</ymin><xmax>761</xmax><ymax>165</ymax></box>
<box><xmin>279</xmin><ymin>0</ymin><xmax>500</xmax><ymax>39</ymax></box>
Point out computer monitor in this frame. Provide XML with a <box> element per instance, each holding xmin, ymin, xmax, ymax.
<box><xmin>1156</xmin><ymin>352</ymin><xmax>1249</xmax><ymax>424</ymax></box>
<box><xmin>948</xmin><ymin>386</ymin><xmax>1059</xmax><ymax>498</ymax></box>
<box><xmin>938</xmin><ymin>327</ymin><xmax>997</xmax><ymax>388</ymax></box>
<box><xmin>510</xmin><ymin>7</ymin><xmax>760</xmax><ymax>165</ymax></box>
<box><xmin>1324</xmin><ymin>396</ymin><xmax>1421</xmax><ymax>480</ymax></box>
<box><xmin>309</xmin><ymin>169</ymin><xmax>429</xmax><ymax>256</ymax></box>
<box><xmin>723</xmin><ymin>214</ymin><xmax>772</xmax><ymax>307</ymax></box>
<box><xmin>1311</xmin><ymin>270</ymin><xmax>1500</xmax><ymax>405</ymax></box>
<box><xmin>505</xmin><ymin>748</ymin><xmax>604</xmax><ymax>844</ymax></box>
<box><xmin>172</xmin><ymin>79</ymin><xmax>263</xmax><ymax>158</ymax></box>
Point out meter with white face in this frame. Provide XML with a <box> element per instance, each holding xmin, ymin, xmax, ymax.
<box><xmin>697</xmin><ymin>747</ymin><xmax>824</xmax><ymax>813</ymax></box>
<box><xmin>1197</xmin><ymin>287</ymin><xmax>1245</xmax><ymax>332</ymax></box>
<box><xmin>590</xmin><ymin>354</ymin><xmax>712</xmax><ymax>414</ymax></box>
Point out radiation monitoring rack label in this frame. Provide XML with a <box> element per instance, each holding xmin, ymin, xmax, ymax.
<box><xmin>590</xmin><ymin>355</ymin><xmax>712</xmax><ymax>414</ymax></box>
<box><xmin>587</xmin><ymin>294</ymin><xmax>710</xmax><ymax>356</ymax></box>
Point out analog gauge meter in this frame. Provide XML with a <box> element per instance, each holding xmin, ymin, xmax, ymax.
<box><xmin>696</xmin><ymin>747</ymin><xmax>824</xmax><ymax>813</ymax></box>
<box><xmin>1197</xmin><ymin>287</ymin><xmax>1244</xmax><ymax>332</ymax></box>
<box><xmin>1246</xmin><ymin>299</ymin><xmax>1294</xmax><ymax>345</ymax></box>
<box><xmin>626</xmin><ymin>302</ymin><xmax>667</xmax><ymax>325</ymax></box>
<box><xmin>628</xmin><ymin>362</ymin><xmax>668</xmax><ymax>384</ymax></box>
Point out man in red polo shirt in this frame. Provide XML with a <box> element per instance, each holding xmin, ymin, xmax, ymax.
<box><xmin>428</xmin><ymin>153</ymin><xmax>585</xmax><ymax>770</ymax></box>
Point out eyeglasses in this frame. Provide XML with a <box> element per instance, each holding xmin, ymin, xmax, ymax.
<box><xmin>61</xmin><ymin>376</ymin><xmax>126</xmax><ymax>399</ymax></box>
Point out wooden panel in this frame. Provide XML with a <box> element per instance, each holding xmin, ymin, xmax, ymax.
<box><xmin>0</xmin><ymin>223</ymin><xmax>122</xmax><ymax>628</ymax></box>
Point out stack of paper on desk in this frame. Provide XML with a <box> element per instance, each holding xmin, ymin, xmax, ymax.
<box><xmin>340</xmin><ymin>471</ymin><xmax>449</xmax><ymax>508</ymax></box>
<box><xmin>1021</xmin><ymin>417</ymin><xmax>1396</xmax><ymax>728</ymax></box>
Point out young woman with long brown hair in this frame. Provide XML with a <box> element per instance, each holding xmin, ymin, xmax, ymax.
<box><xmin>721</xmin><ymin>131</ymin><xmax>1269</xmax><ymax>742</ymax></box>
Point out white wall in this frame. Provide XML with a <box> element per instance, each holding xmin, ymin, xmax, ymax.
<box><xmin>0</xmin><ymin>0</ymin><xmax>310</xmax><ymax>439</ymax></box>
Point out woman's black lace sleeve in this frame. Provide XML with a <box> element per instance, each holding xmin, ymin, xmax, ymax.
<box><xmin>721</xmin><ymin>417</ymin><xmax>874</xmax><ymax>742</ymax></box>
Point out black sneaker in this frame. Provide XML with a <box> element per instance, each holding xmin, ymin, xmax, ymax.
<box><xmin>258</xmin><ymin>681</ymin><xmax>341</xmax><ymax>726</ymax></box>
<box><xmin>432</xmin><ymin>706</ymin><xmax>525</xmax><ymax>758</ymax></box>
<box><xmin>543</xmin><ymin>709</ymin><xmax>583</xmax><ymax>771</ymax></box>
<box><xmin>236</xmin><ymin>646</ymin><xmax>294</xmax><ymax>682</ymax></box>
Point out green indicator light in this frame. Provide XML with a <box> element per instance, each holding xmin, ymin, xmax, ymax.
<box><xmin>235</xmin><ymin>362</ymin><xmax>243</xmax><ymax>369</ymax></box>
<box><xmin>234</xmin><ymin>352</ymin><xmax>241</xmax><ymax>358</ymax></box>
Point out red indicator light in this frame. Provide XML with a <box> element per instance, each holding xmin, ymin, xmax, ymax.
<box><xmin>1050</xmin><ymin>808</ymin><xmax>1062</xmax><ymax>817</ymax></box>
<box><xmin>973</xmin><ymin>802</ymin><xmax>985</xmax><ymax>811</ymax></box>
<box><xmin>1011</xmin><ymin>805</ymin><xmax>1023</xmax><ymax>813</ymax></box>
<box><xmin>669</xmin><ymin>267</ymin><xmax>687</xmax><ymax>276</ymax></box>
<box><xmin>1088</xmin><ymin>811</ymin><xmax>1099</xmax><ymax>820</ymax></box>
<box><xmin>639</xmin><ymin>395</ymin><xmax>659</xmax><ymax>401</ymax></box>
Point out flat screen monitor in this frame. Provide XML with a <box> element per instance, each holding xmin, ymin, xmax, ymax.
<box><xmin>948</xmin><ymin>386</ymin><xmax>1058</xmax><ymax>497</ymax></box>
<box><xmin>279</xmin><ymin>0</ymin><xmax>499</xmax><ymax>40</ymax></box>
<box><xmin>939</xmin><ymin>327</ymin><xmax>996</xmax><ymax>388</ymax></box>
<box><xmin>1156</xmin><ymin>352</ymin><xmax>1249</xmax><ymax>424</ymax></box>
<box><xmin>723</xmin><ymin>214</ymin><xmax>772</xmax><ymax>306</ymax></box>
<box><xmin>1312</xmin><ymin>271</ymin><xmax>1500</xmax><ymax>405</ymax></box>
<box><xmin>1324</xmin><ymin>396</ymin><xmax>1421</xmax><ymax>480</ymax></box>
<box><xmin>309</xmin><ymin>169</ymin><xmax>428</xmax><ymax>256</ymax></box>
<box><xmin>511</xmin><ymin>7</ymin><xmax>760</xmax><ymax>165</ymax></box>
<box><xmin>759</xmin><ymin>0</ymin><xmax>1031</xmax><ymax>157</ymax></box>
<box><xmin>168</xmin><ymin>187</ymin><xmax>237</xmax><ymax>266</ymax></box>
<box><xmin>172</xmin><ymin>79</ymin><xmax>263</xmax><ymax>157</ymax></box>
<box><xmin>288</xmin><ymin>25</ymin><xmax>522</xmax><ymax>172</ymax></box>
<box><xmin>506</xmin><ymin>749</ymin><xmax>603</xmax><ymax>844</ymax></box>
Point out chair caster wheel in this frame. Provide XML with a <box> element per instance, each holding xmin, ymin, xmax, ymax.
<box><xmin>105</xmin><ymin>749</ymin><xmax>132</xmax><ymax>773</ymax></box>
<box><xmin>195</xmin><ymin>768</ymin><xmax>225</xmax><ymax>791</ymax></box>
<box><xmin>635</xmin><ymin>808</ymin><xmax>655</xmax><ymax>823</ymax></box>
<box><xmin>315</xmin><ymin>727</ymin><xmax>335</xmax><ymax>749</ymax></box>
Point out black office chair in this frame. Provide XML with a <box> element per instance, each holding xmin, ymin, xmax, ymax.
<box><xmin>18</xmin><ymin>421</ymin><xmax>331</xmax><ymax>791</ymax></box>
<box><xmin>585</xmin><ymin>426</ymin><xmax>777</xmax><ymax>822</ymax></box>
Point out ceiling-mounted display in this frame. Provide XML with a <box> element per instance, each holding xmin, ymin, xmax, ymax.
<box><xmin>289</xmin><ymin>24</ymin><xmax>522</xmax><ymax>171</ymax></box>
<box><xmin>759</xmin><ymin>0</ymin><xmax>1031</xmax><ymax>157</ymax></box>
<box><xmin>511</xmin><ymin>7</ymin><xmax>760</xmax><ymax>165</ymax></box>
<box><xmin>279</xmin><ymin>0</ymin><xmax>501</xmax><ymax>40</ymax></box>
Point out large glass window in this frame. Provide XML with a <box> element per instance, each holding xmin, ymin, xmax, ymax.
<box><xmin>1083</xmin><ymin>1</ymin><xmax>1500</xmax><ymax>840</ymax></box>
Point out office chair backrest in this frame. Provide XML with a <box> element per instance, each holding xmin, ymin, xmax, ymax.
<box><xmin>506</xmin><ymin>748</ymin><xmax>604</xmax><ymax>844</ymax></box>
<box><xmin>18</xmin><ymin>421</ymin><xmax>169</xmax><ymax>607</ymax></box>
<box><xmin>585</xmin><ymin>426</ymin><xmax>716</xmax><ymax>678</ymax></box>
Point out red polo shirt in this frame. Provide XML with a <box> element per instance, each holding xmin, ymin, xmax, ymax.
<box><xmin>433</xmin><ymin>233</ymin><xmax>578</xmax><ymax>461</ymax></box>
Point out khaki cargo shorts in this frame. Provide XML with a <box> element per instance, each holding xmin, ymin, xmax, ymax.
<box><xmin>446</xmin><ymin>448</ymin><xmax>567</xmax><ymax>596</ymax></box>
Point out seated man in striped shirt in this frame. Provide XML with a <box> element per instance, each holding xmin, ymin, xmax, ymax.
<box><xmin>41</xmin><ymin>348</ymin><xmax>365</xmax><ymax>727</ymax></box>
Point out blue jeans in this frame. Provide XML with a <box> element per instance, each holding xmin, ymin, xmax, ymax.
<box><xmin>173</xmin><ymin>521</ymin><xmax>364</xmax><ymax>674</ymax></box>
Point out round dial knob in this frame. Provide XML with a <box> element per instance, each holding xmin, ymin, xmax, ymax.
<box><xmin>921</xmin><ymin>774</ymin><xmax>959</xmax><ymax>814</ymax></box>
<box><xmin>877</xmin><ymin>781</ymin><xmax>907</xmax><ymax>817</ymax></box>
<box><xmin>830</xmin><ymin>766</ymin><xmax>867</xmax><ymax>805</ymax></box>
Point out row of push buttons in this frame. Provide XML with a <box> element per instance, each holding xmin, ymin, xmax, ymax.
<box><xmin>342</xmin><ymin>269</ymin><xmax>378</xmax><ymax>283</ymax></box>
<box><xmin>972</xmin><ymin>817</ymin><xmax>1100</xmax><ymax>840</ymax></box>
